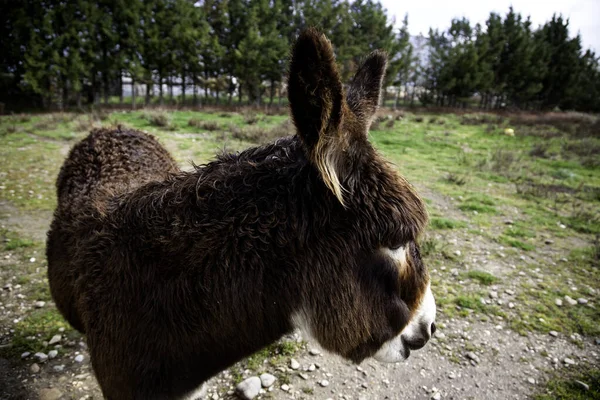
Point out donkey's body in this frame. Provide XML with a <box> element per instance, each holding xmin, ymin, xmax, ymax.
<box><xmin>47</xmin><ymin>30</ymin><xmax>436</xmax><ymax>400</ymax></box>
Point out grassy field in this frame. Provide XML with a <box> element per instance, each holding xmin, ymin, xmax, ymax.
<box><xmin>0</xmin><ymin>108</ymin><xmax>599</xmax><ymax>398</ymax></box>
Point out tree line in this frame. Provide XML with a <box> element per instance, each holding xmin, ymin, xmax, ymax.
<box><xmin>1</xmin><ymin>0</ymin><xmax>599</xmax><ymax>112</ymax></box>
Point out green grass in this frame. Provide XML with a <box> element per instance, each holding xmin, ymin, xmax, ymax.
<box><xmin>463</xmin><ymin>270</ymin><xmax>499</xmax><ymax>285</ymax></box>
<box><xmin>0</xmin><ymin>309</ymin><xmax>77</xmax><ymax>357</ymax></box>
<box><xmin>244</xmin><ymin>340</ymin><xmax>301</xmax><ymax>371</ymax></box>
<box><xmin>302</xmin><ymin>387</ymin><xmax>314</xmax><ymax>394</ymax></box>
<box><xmin>534</xmin><ymin>366</ymin><xmax>600</xmax><ymax>400</ymax></box>
<box><xmin>4</xmin><ymin>238</ymin><xmax>34</xmax><ymax>250</ymax></box>
<box><xmin>457</xmin><ymin>194</ymin><xmax>498</xmax><ymax>214</ymax></box>
<box><xmin>429</xmin><ymin>217</ymin><xmax>466</xmax><ymax>230</ymax></box>
<box><xmin>499</xmin><ymin>236</ymin><xmax>536</xmax><ymax>251</ymax></box>
<box><xmin>504</xmin><ymin>226</ymin><xmax>536</xmax><ymax>238</ymax></box>
<box><xmin>508</xmin><ymin>246</ymin><xmax>600</xmax><ymax>336</ymax></box>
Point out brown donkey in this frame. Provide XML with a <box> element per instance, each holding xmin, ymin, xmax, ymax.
<box><xmin>47</xmin><ymin>28</ymin><xmax>436</xmax><ymax>400</ymax></box>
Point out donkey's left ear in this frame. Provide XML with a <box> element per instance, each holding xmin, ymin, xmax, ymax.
<box><xmin>288</xmin><ymin>28</ymin><xmax>347</xmax><ymax>205</ymax></box>
<box><xmin>346</xmin><ymin>50</ymin><xmax>388</xmax><ymax>125</ymax></box>
<box><xmin>288</xmin><ymin>28</ymin><xmax>344</xmax><ymax>149</ymax></box>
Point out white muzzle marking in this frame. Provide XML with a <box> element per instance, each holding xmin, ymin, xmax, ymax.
<box><xmin>374</xmin><ymin>282</ymin><xmax>436</xmax><ymax>363</ymax></box>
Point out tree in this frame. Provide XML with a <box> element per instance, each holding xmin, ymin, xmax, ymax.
<box><xmin>537</xmin><ymin>15</ymin><xmax>583</xmax><ymax>110</ymax></box>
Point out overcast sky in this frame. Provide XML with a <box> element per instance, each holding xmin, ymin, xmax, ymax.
<box><xmin>380</xmin><ymin>0</ymin><xmax>599</xmax><ymax>53</ymax></box>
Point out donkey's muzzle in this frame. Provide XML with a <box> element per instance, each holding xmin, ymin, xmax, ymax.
<box><xmin>402</xmin><ymin>321</ymin><xmax>436</xmax><ymax>351</ymax></box>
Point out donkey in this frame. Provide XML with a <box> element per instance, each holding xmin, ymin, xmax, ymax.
<box><xmin>46</xmin><ymin>28</ymin><xmax>436</xmax><ymax>400</ymax></box>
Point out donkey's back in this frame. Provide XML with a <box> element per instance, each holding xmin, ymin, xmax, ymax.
<box><xmin>47</xmin><ymin>127</ymin><xmax>179</xmax><ymax>332</ymax></box>
<box><xmin>55</xmin><ymin>127</ymin><xmax>179</xmax><ymax>216</ymax></box>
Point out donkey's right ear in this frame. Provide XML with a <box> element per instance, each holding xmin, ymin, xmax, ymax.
<box><xmin>288</xmin><ymin>28</ymin><xmax>344</xmax><ymax>151</ymax></box>
<box><xmin>346</xmin><ymin>50</ymin><xmax>387</xmax><ymax>126</ymax></box>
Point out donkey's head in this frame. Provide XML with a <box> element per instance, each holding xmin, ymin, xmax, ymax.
<box><xmin>286</xmin><ymin>29</ymin><xmax>436</xmax><ymax>363</ymax></box>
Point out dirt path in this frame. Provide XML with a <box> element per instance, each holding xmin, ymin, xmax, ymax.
<box><xmin>0</xmin><ymin>185</ymin><xmax>597</xmax><ymax>400</ymax></box>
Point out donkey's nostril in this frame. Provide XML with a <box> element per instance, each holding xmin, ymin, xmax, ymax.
<box><xmin>404</xmin><ymin>337</ymin><xmax>427</xmax><ymax>351</ymax></box>
<box><xmin>431</xmin><ymin>322</ymin><xmax>437</xmax><ymax>336</ymax></box>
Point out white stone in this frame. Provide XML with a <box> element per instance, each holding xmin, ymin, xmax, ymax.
<box><xmin>236</xmin><ymin>377</ymin><xmax>262</xmax><ymax>399</ymax></box>
<box><xmin>48</xmin><ymin>334</ymin><xmax>61</xmax><ymax>345</ymax></box>
<box><xmin>549</xmin><ymin>331</ymin><xmax>558</xmax><ymax>338</ymax></box>
<box><xmin>34</xmin><ymin>301</ymin><xmax>46</xmax><ymax>308</ymax></box>
<box><xmin>563</xmin><ymin>357</ymin><xmax>575</xmax><ymax>365</ymax></box>
<box><xmin>260</xmin><ymin>373</ymin><xmax>276</xmax><ymax>388</ymax></box>
<box><xmin>564</xmin><ymin>296</ymin><xmax>577</xmax><ymax>306</ymax></box>
<box><xmin>319</xmin><ymin>380</ymin><xmax>330</xmax><ymax>387</ymax></box>
<box><xmin>21</xmin><ymin>352</ymin><xmax>31</xmax><ymax>359</ymax></box>
<box><xmin>280</xmin><ymin>384</ymin><xmax>290</xmax><ymax>392</ymax></box>
<box><xmin>555</xmin><ymin>298</ymin><xmax>563</xmax><ymax>306</ymax></box>
<box><xmin>34</xmin><ymin>352</ymin><xmax>48</xmax><ymax>362</ymax></box>
<box><xmin>74</xmin><ymin>354</ymin><xmax>85</xmax><ymax>363</ymax></box>
<box><xmin>30</xmin><ymin>363</ymin><xmax>40</xmax><ymax>373</ymax></box>
<box><xmin>290</xmin><ymin>358</ymin><xmax>300</xmax><ymax>370</ymax></box>
<box><xmin>48</xmin><ymin>350</ymin><xmax>58</xmax><ymax>359</ymax></box>
<box><xmin>309</xmin><ymin>348</ymin><xmax>321</xmax><ymax>356</ymax></box>
<box><xmin>578</xmin><ymin>298</ymin><xmax>588</xmax><ymax>304</ymax></box>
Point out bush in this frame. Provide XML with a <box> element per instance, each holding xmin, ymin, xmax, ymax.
<box><xmin>460</xmin><ymin>114</ymin><xmax>503</xmax><ymax>126</ymax></box>
<box><xmin>243</xmin><ymin>111</ymin><xmax>261</xmax><ymax>125</ymax></box>
<box><xmin>143</xmin><ymin>111</ymin><xmax>172</xmax><ymax>129</ymax></box>
<box><xmin>530</xmin><ymin>144</ymin><xmax>550</xmax><ymax>158</ymax></box>
<box><xmin>444</xmin><ymin>172</ymin><xmax>467</xmax><ymax>186</ymax></box>
<box><xmin>188</xmin><ymin>119</ymin><xmax>220</xmax><ymax>131</ymax></box>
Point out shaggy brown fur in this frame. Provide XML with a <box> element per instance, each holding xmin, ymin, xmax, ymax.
<box><xmin>47</xmin><ymin>28</ymin><xmax>430</xmax><ymax>400</ymax></box>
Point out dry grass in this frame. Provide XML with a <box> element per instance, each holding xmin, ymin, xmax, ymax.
<box><xmin>230</xmin><ymin>120</ymin><xmax>292</xmax><ymax>144</ymax></box>
<box><xmin>460</xmin><ymin>113</ymin><xmax>504</xmax><ymax>126</ymax></box>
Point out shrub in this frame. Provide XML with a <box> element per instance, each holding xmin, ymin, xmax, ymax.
<box><xmin>143</xmin><ymin>111</ymin><xmax>172</xmax><ymax>129</ymax></box>
<box><xmin>243</xmin><ymin>111</ymin><xmax>261</xmax><ymax>125</ymax></box>
<box><xmin>444</xmin><ymin>173</ymin><xmax>467</xmax><ymax>186</ymax></box>
<box><xmin>188</xmin><ymin>119</ymin><xmax>220</xmax><ymax>131</ymax></box>
<box><xmin>530</xmin><ymin>144</ymin><xmax>549</xmax><ymax>158</ymax></box>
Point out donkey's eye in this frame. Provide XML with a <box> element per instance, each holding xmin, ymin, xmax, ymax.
<box><xmin>389</xmin><ymin>243</ymin><xmax>404</xmax><ymax>251</ymax></box>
